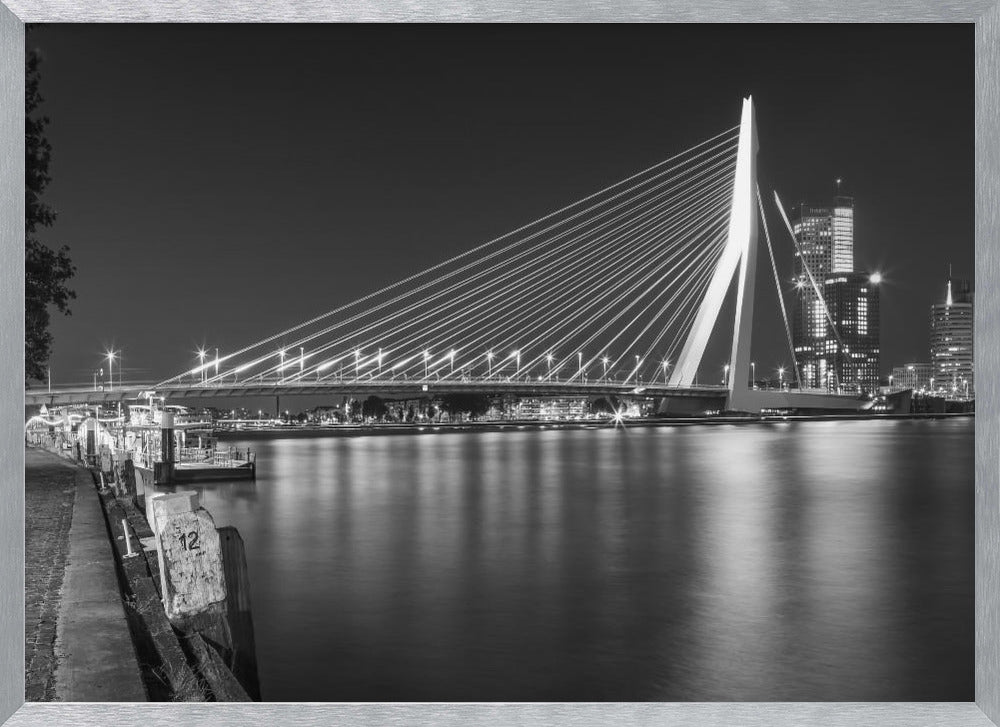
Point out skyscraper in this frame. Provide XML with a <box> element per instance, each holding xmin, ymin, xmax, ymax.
<box><xmin>791</xmin><ymin>196</ymin><xmax>855</xmax><ymax>278</ymax></box>
<box><xmin>790</xmin><ymin>193</ymin><xmax>879</xmax><ymax>391</ymax></box>
<box><xmin>821</xmin><ymin>272</ymin><xmax>881</xmax><ymax>392</ymax></box>
<box><xmin>930</xmin><ymin>276</ymin><xmax>974</xmax><ymax>398</ymax></box>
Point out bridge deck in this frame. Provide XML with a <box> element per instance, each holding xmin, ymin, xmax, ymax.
<box><xmin>26</xmin><ymin>380</ymin><xmax>730</xmax><ymax>407</ymax></box>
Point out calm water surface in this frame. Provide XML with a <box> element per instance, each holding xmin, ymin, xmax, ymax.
<box><xmin>166</xmin><ymin>418</ymin><xmax>973</xmax><ymax>701</ymax></box>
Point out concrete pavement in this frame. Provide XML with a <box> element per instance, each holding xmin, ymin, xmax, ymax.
<box><xmin>25</xmin><ymin>448</ymin><xmax>146</xmax><ymax>701</ymax></box>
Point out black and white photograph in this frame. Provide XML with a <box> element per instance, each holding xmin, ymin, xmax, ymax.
<box><xmin>19</xmin><ymin>22</ymin><xmax>977</xmax><ymax>706</ymax></box>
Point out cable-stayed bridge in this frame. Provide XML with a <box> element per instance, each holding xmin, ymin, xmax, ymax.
<box><xmin>26</xmin><ymin>97</ymin><xmax>867</xmax><ymax>414</ymax></box>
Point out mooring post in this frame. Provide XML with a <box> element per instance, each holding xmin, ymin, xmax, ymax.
<box><xmin>157</xmin><ymin>409</ymin><xmax>176</xmax><ymax>485</ymax></box>
<box><xmin>218</xmin><ymin>525</ymin><xmax>261</xmax><ymax>699</ymax></box>
<box><xmin>152</xmin><ymin>492</ymin><xmax>233</xmax><ymax>654</ymax></box>
<box><xmin>85</xmin><ymin>419</ymin><xmax>96</xmax><ymax>465</ymax></box>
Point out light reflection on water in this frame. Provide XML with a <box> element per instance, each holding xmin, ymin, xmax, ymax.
<box><xmin>163</xmin><ymin>418</ymin><xmax>973</xmax><ymax>701</ymax></box>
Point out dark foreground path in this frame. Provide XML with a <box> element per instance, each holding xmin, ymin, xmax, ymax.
<box><xmin>24</xmin><ymin>447</ymin><xmax>145</xmax><ymax>701</ymax></box>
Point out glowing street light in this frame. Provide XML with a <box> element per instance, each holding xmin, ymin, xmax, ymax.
<box><xmin>300</xmin><ymin>346</ymin><xmax>305</xmax><ymax>375</ymax></box>
<box><xmin>513</xmin><ymin>349</ymin><xmax>521</xmax><ymax>375</ymax></box>
<box><xmin>486</xmin><ymin>350</ymin><xmax>494</xmax><ymax>377</ymax></box>
<box><xmin>215</xmin><ymin>347</ymin><xmax>220</xmax><ymax>377</ymax></box>
<box><xmin>355</xmin><ymin>349</ymin><xmax>361</xmax><ymax>378</ymax></box>
<box><xmin>197</xmin><ymin>348</ymin><xmax>207</xmax><ymax>383</ymax></box>
<box><xmin>577</xmin><ymin>351</ymin><xmax>583</xmax><ymax>379</ymax></box>
<box><xmin>778</xmin><ymin>366</ymin><xmax>786</xmax><ymax>390</ymax></box>
<box><xmin>635</xmin><ymin>355</ymin><xmax>641</xmax><ymax>385</ymax></box>
<box><xmin>602</xmin><ymin>355</ymin><xmax>610</xmax><ymax>381</ymax></box>
<box><xmin>723</xmin><ymin>363</ymin><xmax>730</xmax><ymax>386</ymax></box>
<box><xmin>546</xmin><ymin>353</ymin><xmax>554</xmax><ymax>380</ymax></box>
<box><xmin>424</xmin><ymin>349</ymin><xmax>430</xmax><ymax>378</ymax></box>
<box><xmin>105</xmin><ymin>350</ymin><xmax>117</xmax><ymax>392</ymax></box>
<box><xmin>450</xmin><ymin>349</ymin><xmax>456</xmax><ymax>375</ymax></box>
<box><xmin>751</xmin><ymin>361</ymin><xmax>756</xmax><ymax>389</ymax></box>
<box><xmin>279</xmin><ymin>349</ymin><xmax>286</xmax><ymax>383</ymax></box>
<box><xmin>869</xmin><ymin>271</ymin><xmax>883</xmax><ymax>285</ymax></box>
<box><xmin>662</xmin><ymin>359</ymin><xmax>670</xmax><ymax>384</ymax></box>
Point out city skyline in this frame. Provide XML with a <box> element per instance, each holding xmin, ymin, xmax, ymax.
<box><xmin>27</xmin><ymin>24</ymin><xmax>973</xmax><ymax>386</ymax></box>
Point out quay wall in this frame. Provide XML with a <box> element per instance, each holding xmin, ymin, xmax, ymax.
<box><xmin>24</xmin><ymin>436</ymin><xmax>259</xmax><ymax>701</ymax></box>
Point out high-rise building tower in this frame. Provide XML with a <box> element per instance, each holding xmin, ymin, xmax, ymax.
<box><xmin>821</xmin><ymin>272</ymin><xmax>881</xmax><ymax>392</ymax></box>
<box><xmin>791</xmin><ymin>193</ymin><xmax>870</xmax><ymax>389</ymax></box>
<box><xmin>791</xmin><ymin>196</ymin><xmax>855</xmax><ymax>279</ymax></box>
<box><xmin>930</xmin><ymin>276</ymin><xmax>974</xmax><ymax>398</ymax></box>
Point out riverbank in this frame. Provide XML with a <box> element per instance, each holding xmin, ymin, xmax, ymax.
<box><xmin>24</xmin><ymin>448</ymin><xmax>145</xmax><ymax>701</ymax></box>
<box><xmin>214</xmin><ymin>411</ymin><xmax>974</xmax><ymax>440</ymax></box>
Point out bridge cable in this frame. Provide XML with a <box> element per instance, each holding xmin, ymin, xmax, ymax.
<box><xmin>157</xmin><ymin>125</ymin><xmax>739</xmax><ymax>387</ymax></box>
<box><xmin>756</xmin><ymin>186</ymin><xmax>802</xmax><ymax>389</ymax></box>
<box><xmin>772</xmin><ymin>192</ymin><xmax>847</xmax><ymax>378</ymax></box>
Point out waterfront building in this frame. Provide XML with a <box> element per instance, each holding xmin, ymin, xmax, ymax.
<box><xmin>930</xmin><ymin>277</ymin><xmax>974</xmax><ymax>399</ymax></box>
<box><xmin>513</xmin><ymin>397</ymin><xmax>590</xmax><ymax>420</ymax></box>
<box><xmin>891</xmin><ymin>362</ymin><xmax>934</xmax><ymax>392</ymax></box>
<box><xmin>791</xmin><ymin>194</ymin><xmax>859</xmax><ymax>389</ymax></box>
<box><xmin>791</xmin><ymin>196</ymin><xmax>855</xmax><ymax>279</ymax></box>
<box><xmin>819</xmin><ymin>272</ymin><xmax>881</xmax><ymax>392</ymax></box>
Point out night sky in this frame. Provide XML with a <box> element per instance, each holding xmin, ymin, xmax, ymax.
<box><xmin>29</xmin><ymin>24</ymin><xmax>973</xmax><ymax>389</ymax></box>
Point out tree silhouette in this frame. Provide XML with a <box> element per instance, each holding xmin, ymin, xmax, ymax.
<box><xmin>361</xmin><ymin>395</ymin><xmax>388</xmax><ymax>420</ymax></box>
<box><xmin>25</xmin><ymin>45</ymin><xmax>75</xmax><ymax>383</ymax></box>
<box><xmin>438</xmin><ymin>393</ymin><xmax>490</xmax><ymax>420</ymax></box>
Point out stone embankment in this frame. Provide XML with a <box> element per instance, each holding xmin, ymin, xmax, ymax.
<box><xmin>24</xmin><ymin>438</ymin><xmax>259</xmax><ymax>701</ymax></box>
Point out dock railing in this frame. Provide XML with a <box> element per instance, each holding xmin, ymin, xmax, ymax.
<box><xmin>176</xmin><ymin>446</ymin><xmax>255</xmax><ymax>468</ymax></box>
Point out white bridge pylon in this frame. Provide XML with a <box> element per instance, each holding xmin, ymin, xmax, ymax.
<box><xmin>667</xmin><ymin>95</ymin><xmax>758</xmax><ymax>412</ymax></box>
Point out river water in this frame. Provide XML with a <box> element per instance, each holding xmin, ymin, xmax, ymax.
<box><xmin>164</xmin><ymin>417</ymin><xmax>973</xmax><ymax>701</ymax></box>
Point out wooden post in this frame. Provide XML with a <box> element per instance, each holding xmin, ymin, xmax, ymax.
<box><xmin>157</xmin><ymin>410</ymin><xmax>175</xmax><ymax>485</ymax></box>
<box><xmin>121</xmin><ymin>456</ymin><xmax>137</xmax><ymax>505</ymax></box>
<box><xmin>218</xmin><ymin>526</ymin><xmax>261</xmax><ymax>699</ymax></box>
<box><xmin>85</xmin><ymin>422</ymin><xmax>96</xmax><ymax>463</ymax></box>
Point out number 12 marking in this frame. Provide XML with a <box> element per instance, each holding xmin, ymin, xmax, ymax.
<box><xmin>178</xmin><ymin>531</ymin><xmax>201</xmax><ymax>551</ymax></box>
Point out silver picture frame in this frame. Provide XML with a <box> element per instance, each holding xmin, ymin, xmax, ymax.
<box><xmin>1</xmin><ymin>3</ymin><xmax>998</xmax><ymax>725</ymax></box>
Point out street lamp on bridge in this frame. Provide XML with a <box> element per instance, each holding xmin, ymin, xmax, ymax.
<box><xmin>723</xmin><ymin>363</ymin><xmax>730</xmax><ymax>386</ymax></box>
<box><xmin>662</xmin><ymin>359</ymin><xmax>670</xmax><ymax>384</ymax></box>
<box><xmin>751</xmin><ymin>361</ymin><xmax>756</xmax><ymax>389</ymax></box>
<box><xmin>105</xmin><ymin>350</ymin><xmax>117</xmax><ymax>392</ymax></box>
<box><xmin>486</xmin><ymin>350</ymin><xmax>494</xmax><ymax>377</ymax></box>
<box><xmin>424</xmin><ymin>350</ymin><xmax>430</xmax><ymax>378</ymax></box>
<box><xmin>197</xmin><ymin>348</ymin><xmax>207</xmax><ymax>383</ymax></box>
<box><xmin>546</xmin><ymin>353</ymin><xmax>554</xmax><ymax>380</ymax></box>
<box><xmin>778</xmin><ymin>366</ymin><xmax>786</xmax><ymax>390</ymax></box>
<box><xmin>602</xmin><ymin>355</ymin><xmax>610</xmax><ymax>381</ymax></box>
